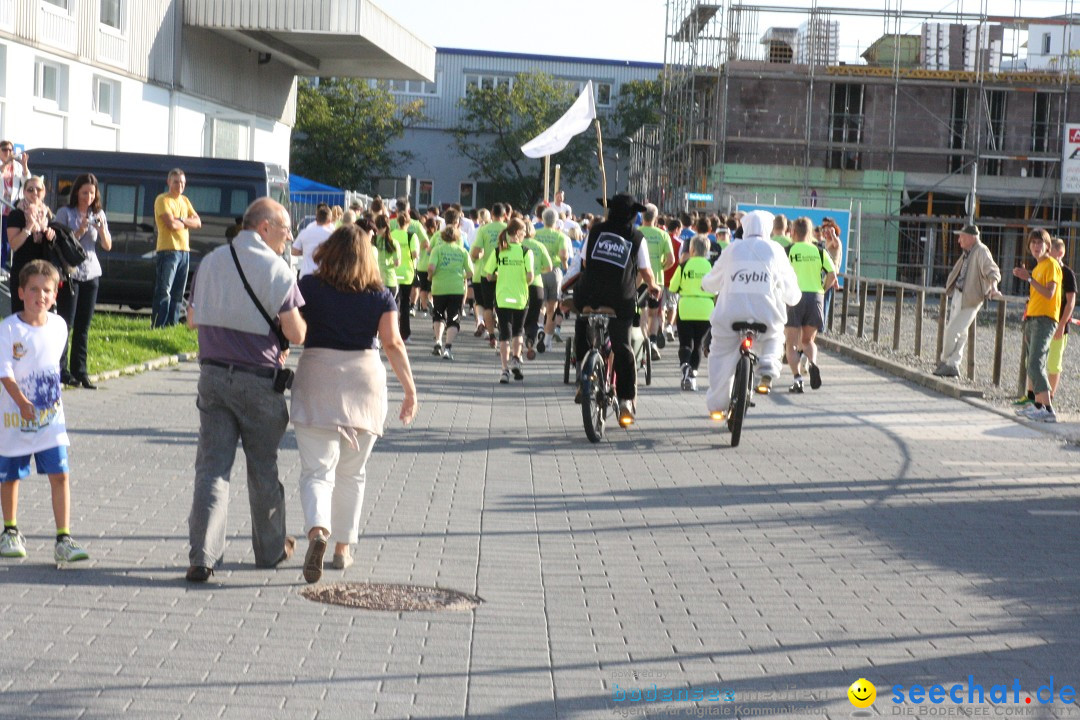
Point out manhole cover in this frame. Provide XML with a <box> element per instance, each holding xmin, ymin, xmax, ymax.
<box><xmin>300</xmin><ymin>582</ymin><xmax>483</xmax><ymax>612</ymax></box>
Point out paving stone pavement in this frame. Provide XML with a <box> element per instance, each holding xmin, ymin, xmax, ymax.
<box><xmin>1</xmin><ymin>324</ymin><xmax>1079</xmax><ymax>720</ymax></box>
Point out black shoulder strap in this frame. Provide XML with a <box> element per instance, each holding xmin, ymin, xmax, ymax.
<box><xmin>228</xmin><ymin>241</ymin><xmax>289</xmax><ymax>351</ymax></box>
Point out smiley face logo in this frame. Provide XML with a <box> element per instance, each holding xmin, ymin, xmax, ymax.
<box><xmin>848</xmin><ymin>678</ymin><xmax>876</xmax><ymax>708</ymax></box>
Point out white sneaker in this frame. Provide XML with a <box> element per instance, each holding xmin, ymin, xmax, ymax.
<box><xmin>1026</xmin><ymin>407</ymin><xmax>1058</xmax><ymax>423</ymax></box>
<box><xmin>0</xmin><ymin>528</ymin><xmax>27</xmax><ymax>558</ymax></box>
<box><xmin>54</xmin><ymin>536</ymin><xmax>89</xmax><ymax>563</ymax></box>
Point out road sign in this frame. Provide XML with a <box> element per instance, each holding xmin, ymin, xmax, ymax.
<box><xmin>686</xmin><ymin>192</ymin><xmax>714</xmax><ymax>202</ymax></box>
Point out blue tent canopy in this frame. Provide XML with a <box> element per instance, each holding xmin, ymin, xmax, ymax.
<box><xmin>290</xmin><ymin>174</ymin><xmax>346</xmax><ymax>207</ymax></box>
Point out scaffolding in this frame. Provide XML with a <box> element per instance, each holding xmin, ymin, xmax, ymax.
<box><xmin>656</xmin><ymin>0</ymin><xmax>1080</xmax><ymax>283</ymax></box>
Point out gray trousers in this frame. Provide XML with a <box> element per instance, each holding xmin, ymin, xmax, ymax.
<box><xmin>940</xmin><ymin>291</ymin><xmax>982</xmax><ymax>369</ymax></box>
<box><xmin>188</xmin><ymin>365</ymin><xmax>289</xmax><ymax>568</ymax></box>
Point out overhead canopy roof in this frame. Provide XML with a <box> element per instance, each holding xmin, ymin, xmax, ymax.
<box><xmin>183</xmin><ymin>0</ymin><xmax>435</xmax><ymax>80</ymax></box>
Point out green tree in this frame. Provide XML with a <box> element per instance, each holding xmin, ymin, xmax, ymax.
<box><xmin>610</xmin><ymin>76</ymin><xmax>663</xmax><ymax>151</ymax></box>
<box><xmin>452</xmin><ymin>72</ymin><xmax>603</xmax><ymax>209</ymax></box>
<box><xmin>291</xmin><ymin>78</ymin><xmax>424</xmax><ymax>190</ymax></box>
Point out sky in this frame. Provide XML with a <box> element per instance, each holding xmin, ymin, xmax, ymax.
<box><xmin>373</xmin><ymin>0</ymin><xmax>1077</xmax><ymax>65</ymax></box>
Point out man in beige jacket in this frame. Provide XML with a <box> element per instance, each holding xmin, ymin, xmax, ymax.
<box><xmin>934</xmin><ymin>224</ymin><xmax>1002</xmax><ymax>377</ymax></box>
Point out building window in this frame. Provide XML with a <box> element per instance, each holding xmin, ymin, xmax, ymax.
<box><xmin>34</xmin><ymin>58</ymin><xmax>66</xmax><ymax>109</ymax></box>
<box><xmin>1042</xmin><ymin>33</ymin><xmax>1052</xmax><ymax>55</ymax></box>
<box><xmin>982</xmin><ymin>90</ymin><xmax>1006</xmax><ymax>176</ymax></box>
<box><xmin>205</xmin><ymin>117</ymin><xmax>250</xmax><ymax>160</ymax></box>
<box><xmin>949</xmin><ymin>88</ymin><xmax>968</xmax><ymax>173</ymax></box>
<box><xmin>100</xmin><ymin>0</ymin><xmax>122</xmax><ymax>30</ymax></box>
<box><xmin>459</xmin><ymin>182</ymin><xmax>475</xmax><ymax>209</ymax></box>
<box><xmin>382</xmin><ymin>75</ymin><xmax>438</xmax><ymax>96</ymax></box>
<box><xmin>1030</xmin><ymin>91</ymin><xmax>1060</xmax><ymax>178</ymax></box>
<box><xmin>42</xmin><ymin>0</ymin><xmax>69</xmax><ymax>9</ymax></box>
<box><xmin>464</xmin><ymin>74</ymin><xmax>514</xmax><ymax>96</ymax></box>
<box><xmin>418</xmin><ymin>180</ymin><xmax>433</xmax><ymax>208</ymax></box>
<box><xmin>93</xmin><ymin>76</ymin><xmax>120</xmax><ymax>124</ymax></box>
<box><xmin>828</xmin><ymin>83</ymin><xmax>863</xmax><ymax>170</ymax></box>
<box><xmin>596</xmin><ymin>82</ymin><xmax>612</xmax><ymax>106</ymax></box>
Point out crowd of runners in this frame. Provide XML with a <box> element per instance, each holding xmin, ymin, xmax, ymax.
<box><xmin>328</xmin><ymin>194</ymin><xmax>841</xmax><ymax>407</ymax></box>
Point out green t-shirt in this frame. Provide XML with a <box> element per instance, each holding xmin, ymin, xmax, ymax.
<box><xmin>483</xmin><ymin>242</ymin><xmax>533</xmax><ymax>309</ymax></box>
<box><xmin>377</xmin><ymin>235</ymin><xmax>401</xmax><ymax>289</ymax></box>
<box><xmin>471</xmin><ymin>221</ymin><xmax>506</xmax><ymax>282</ymax></box>
<box><xmin>669</xmin><ymin>256</ymin><xmax>716</xmax><ymax>321</ymax></box>
<box><xmin>535</xmin><ymin>228</ymin><xmax>570</xmax><ymax>271</ymax></box>
<box><xmin>392</xmin><ymin>227</ymin><xmax>420</xmax><ymax>284</ymax></box>
<box><xmin>412</xmin><ymin>220</ymin><xmax>432</xmax><ymax>272</ymax></box>
<box><xmin>428</xmin><ymin>241</ymin><xmax>473</xmax><ymax>296</ymax></box>
<box><xmin>788</xmin><ymin>241</ymin><xmax>836</xmax><ymax>293</ymax></box>
<box><xmin>522</xmin><ymin>237</ymin><xmax>553</xmax><ymax>288</ymax></box>
<box><xmin>771</xmin><ymin>234</ymin><xmax>792</xmax><ymax>250</ymax></box>
<box><xmin>641</xmin><ymin>226</ymin><xmax>674</xmax><ymax>277</ymax></box>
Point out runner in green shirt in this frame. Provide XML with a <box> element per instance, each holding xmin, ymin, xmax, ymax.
<box><xmin>483</xmin><ymin>217</ymin><xmax>534</xmax><ymax>383</ymax></box>
<box><xmin>784</xmin><ymin>217</ymin><xmax>837</xmax><ymax>393</ymax></box>
<box><xmin>668</xmin><ymin>235</ymin><xmax>716</xmax><ymax>391</ymax></box>
<box><xmin>414</xmin><ymin>216</ymin><xmax>434</xmax><ymax>317</ymax></box>
<box><xmin>470</xmin><ymin>203</ymin><xmax>508</xmax><ymax>346</ymax></box>
<box><xmin>522</xmin><ymin>229</ymin><xmax>553</xmax><ymax>359</ymax></box>
<box><xmin>535</xmin><ymin>208</ymin><xmax>572</xmax><ymax>353</ymax></box>
<box><xmin>427</xmin><ymin>208</ymin><xmax>473</xmax><ymax>361</ymax></box>
<box><xmin>771</xmin><ymin>214</ymin><xmax>792</xmax><ymax>250</ymax></box>
<box><xmin>639</xmin><ymin>205</ymin><xmax>675</xmax><ymax>359</ymax></box>
<box><xmin>391</xmin><ymin>214</ymin><xmax>419</xmax><ymax>342</ymax></box>
<box><xmin>374</xmin><ymin>215</ymin><xmax>401</xmax><ymax>293</ymax></box>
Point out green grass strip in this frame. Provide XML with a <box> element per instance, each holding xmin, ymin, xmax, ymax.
<box><xmin>85</xmin><ymin>312</ymin><xmax>199</xmax><ymax>376</ymax></box>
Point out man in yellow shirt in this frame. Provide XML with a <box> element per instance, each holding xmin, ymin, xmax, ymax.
<box><xmin>152</xmin><ymin>168</ymin><xmax>201</xmax><ymax>328</ymax></box>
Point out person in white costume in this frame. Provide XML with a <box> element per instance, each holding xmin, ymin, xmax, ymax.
<box><xmin>701</xmin><ymin>210</ymin><xmax>801</xmax><ymax>415</ymax></box>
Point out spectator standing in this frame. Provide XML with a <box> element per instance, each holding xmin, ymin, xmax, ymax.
<box><xmin>291</xmin><ymin>203</ymin><xmax>334</xmax><ymax>278</ymax></box>
<box><xmin>1</xmin><ymin>141</ymin><xmax>31</xmax><ymax>271</ymax></box>
<box><xmin>1048</xmin><ymin>238</ymin><xmax>1075</xmax><ymax>399</ymax></box>
<box><xmin>933</xmin><ymin>224</ymin><xmax>1002</xmax><ymax>378</ymax></box>
<box><xmin>184</xmin><ymin>198</ymin><xmax>306</xmax><ymax>582</ymax></box>
<box><xmin>1013</xmin><ymin>228</ymin><xmax>1062</xmax><ymax>423</ymax></box>
<box><xmin>152</xmin><ymin>168</ymin><xmax>201</xmax><ymax>328</ymax></box>
<box><xmin>5</xmin><ymin>175</ymin><xmax>56</xmax><ymax>315</ymax></box>
<box><xmin>54</xmin><ymin>173</ymin><xmax>112</xmax><ymax>389</ymax></box>
<box><xmin>0</xmin><ymin>260</ymin><xmax>89</xmax><ymax>564</ymax></box>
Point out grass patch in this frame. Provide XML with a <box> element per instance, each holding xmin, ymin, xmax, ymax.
<box><xmin>85</xmin><ymin>312</ymin><xmax>199</xmax><ymax>375</ymax></box>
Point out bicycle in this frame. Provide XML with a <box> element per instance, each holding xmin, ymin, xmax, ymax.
<box><xmin>720</xmin><ymin>321</ymin><xmax>767</xmax><ymax>448</ymax></box>
<box><xmin>577</xmin><ymin>306</ymin><xmax>627</xmax><ymax>443</ymax></box>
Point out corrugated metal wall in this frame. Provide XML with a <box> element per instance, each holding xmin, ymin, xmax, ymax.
<box><xmin>410</xmin><ymin>50</ymin><xmax>662</xmax><ymax>129</ymax></box>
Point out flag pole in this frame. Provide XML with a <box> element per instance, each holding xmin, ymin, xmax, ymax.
<box><xmin>553</xmin><ymin>164</ymin><xmax>561</xmax><ymax>198</ymax></box>
<box><xmin>595</xmin><ymin>119</ymin><xmax>607</xmax><ymax>209</ymax></box>
<box><xmin>544</xmin><ymin>155</ymin><xmax>551</xmax><ymax>204</ymax></box>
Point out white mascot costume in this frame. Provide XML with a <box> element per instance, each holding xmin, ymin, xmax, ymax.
<box><xmin>702</xmin><ymin>210</ymin><xmax>801</xmax><ymax>414</ymax></box>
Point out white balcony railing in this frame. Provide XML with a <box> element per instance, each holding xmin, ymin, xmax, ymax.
<box><xmin>96</xmin><ymin>27</ymin><xmax>128</xmax><ymax>68</ymax></box>
<box><xmin>38</xmin><ymin>4</ymin><xmax>77</xmax><ymax>52</ymax></box>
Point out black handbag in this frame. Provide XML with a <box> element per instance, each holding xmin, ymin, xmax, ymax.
<box><xmin>48</xmin><ymin>221</ymin><xmax>88</xmax><ymax>270</ymax></box>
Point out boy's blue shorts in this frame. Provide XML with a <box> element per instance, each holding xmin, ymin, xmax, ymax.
<box><xmin>0</xmin><ymin>446</ymin><xmax>69</xmax><ymax>482</ymax></box>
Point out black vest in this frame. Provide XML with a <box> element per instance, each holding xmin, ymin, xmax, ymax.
<box><xmin>576</xmin><ymin>220</ymin><xmax>644</xmax><ymax>318</ymax></box>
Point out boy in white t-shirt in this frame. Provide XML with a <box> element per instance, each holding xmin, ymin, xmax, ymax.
<box><xmin>0</xmin><ymin>260</ymin><xmax>88</xmax><ymax>564</ymax></box>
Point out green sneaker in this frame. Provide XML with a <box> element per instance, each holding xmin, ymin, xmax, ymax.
<box><xmin>54</xmin><ymin>536</ymin><xmax>89</xmax><ymax>564</ymax></box>
<box><xmin>1012</xmin><ymin>396</ymin><xmax>1033</xmax><ymax>407</ymax></box>
<box><xmin>0</xmin><ymin>528</ymin><xmax>26</xmax><ymax>558</ymax></box>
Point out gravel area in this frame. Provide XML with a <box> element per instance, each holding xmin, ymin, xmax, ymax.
<box><xmin>824</xmin><ymin>294</ymin><xmax>1080</xmax><ymax>414</ymax></box>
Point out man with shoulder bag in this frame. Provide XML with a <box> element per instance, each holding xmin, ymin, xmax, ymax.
<box><xmin>184</xmin><ymin>198</ymin><xmax>306</xmax><ymax>583</ymax></box>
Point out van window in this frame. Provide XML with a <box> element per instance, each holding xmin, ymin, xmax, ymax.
<box><xmin>229</xmin><ymin>189</ymin><xmax>250</xmax><ymax>216</ymax></box>
<box><xmin>102</xmin><ymin>182</ymin><xmax>141</xmax><ymax>225</ymax></box>
<box><xmin>185</xmin><ymin>186</ymin><xmax>223</xmax><ymax>216</ymax></box>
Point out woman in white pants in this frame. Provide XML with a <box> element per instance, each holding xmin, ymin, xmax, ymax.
<box><xmin>291</xmin><ymin>219</ymin><xmax>417</xmax><ymax>583</ymax></box>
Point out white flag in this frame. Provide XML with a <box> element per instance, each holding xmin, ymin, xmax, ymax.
<box><xmin>521</xmin><ymin>80</ymin><xmax>597</xmax><ymax>159</ymax></box>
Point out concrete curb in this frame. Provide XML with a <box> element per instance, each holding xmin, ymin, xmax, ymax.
<box><xmin>818</xmin><ymin>335</ymin><xmax>1080</xmax><ymax>444</ymax></box>
<box><xmin>85</xmin><ymin>351</ymin><xmax>199</xmax><ymax>384</ymax></box>
<box><xmin>816</xmin><ymin>335</ymin><xmax>983</xmax><ymax>400</ymax></box>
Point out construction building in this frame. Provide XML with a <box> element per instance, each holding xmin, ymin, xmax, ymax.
<box><xmin>644</xmin><ymin>0</ymin><xmax>1080</xmax><ymax>287</ymax></box>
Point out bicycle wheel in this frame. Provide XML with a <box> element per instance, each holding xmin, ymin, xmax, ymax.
<box><xmin>563</xmin><ymin>339</ymin><xmax>573</xmax><ymax>384</ymax></box>
<box><xmin>580</xmin><ymin>352</ymin><xmax>606</xmax><ymax>443</ymax></box>
<box><xmin>729</xmin><ymin>354</ymin><xmax>751</xmax><ymax>447</ymax></box>
<box><xmin>644</xmin><ymin>335</ymin><xmax>652</xmax><ymax>386</ymax></box>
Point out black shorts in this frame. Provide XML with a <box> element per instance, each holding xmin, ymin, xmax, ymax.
<box><xmin>416</xmin><ymin>271</ymin><xmax>431</xmax><ymax>293</ymax></box>
<box><xmin>496</xmin><ymin>307</ymin><xmax>526</xmax><ymax>341</ymax></box>
<box><xmin>785</xmin><ymin>291</ymin><xmax>824</xmax><ymax>329</ymax></box>
<box><xmin>432</xmin><ymin>294</ymin><xmax>463</xmax><ymax>328</ymax></box>
<box><xmin>478</xmin><ymin>279</ymin><xmax>496</xmax><ymax>309</ymax></box>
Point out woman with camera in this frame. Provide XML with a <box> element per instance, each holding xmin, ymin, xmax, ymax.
<box><xmin>54</xmin><ymin>174</ymin><xmax>112</xmax><ymax>389</ymax></box>
<box><xmin>290</xmin><ymin>219</ymin><xmax>417</xmax><ymax>583</ymax></box>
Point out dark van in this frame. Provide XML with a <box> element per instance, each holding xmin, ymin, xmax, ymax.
<box><xmin>28</xmin><ymin>148</ymin><xmax>288</xmax><ymax>309</ymax></box>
